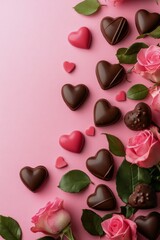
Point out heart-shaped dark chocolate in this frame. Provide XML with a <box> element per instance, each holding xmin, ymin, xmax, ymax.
<box><xmin>124</xmin><ymin>102</ymin><xmax>152</xmax><ymax>131</ymax></box>
<box><xmin>94</xmin><ymin>99</ymin><xmax>121</xmax><ymax>127</ymax></box>
<box><xmin>135</xmin><ymin>212</ymin><xmax>160</xmax><ymax>240</ymax></box>
<box><xmin>128</xmin><ymin>183</ymin><xmax>157</xmax><ymax>209</ymax></box>
<box><xmin>135</xmin><ymin>9</ymin><xmax>160</xmax><ymax>34</ymax></box>
<box><xmin>20</xmin><ymin>166</ymin><xmax>49</xmax><ymax>192</ymax></box>
<box><xmin>87</xmin><ymin>184</ymin><xmax>116</xmax><ymax>211</ymax></box>
<box><xmin>61</xmin><ymin>84</ymin><xmax>89</xmax><ymax>111</ymax></box>
<box><xmin>86</xmin><ymin>149</ymin><xmax>114</xmax><ymax>181</ymax></box>
<box><xmin>100</xmin><ymin>16</ymin><xmax>129</xmax><ymax>45</ymax></box>
<box><xmin>96</xmin><ymin>61</ymin><xmax>126</xmax><ymax>90</ymax></box>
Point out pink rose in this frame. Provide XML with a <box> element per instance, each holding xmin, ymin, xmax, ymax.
<box><xmin>150</xmin><ymin>86</ymin><xmax>160</xmax><ymax>112</ymax></box>
<box><xmin>150</xmin><ymin>126</ymin><xmax>160</xmax><ymax>141</ymax></box>
<box><xmin>126</xmin><ymin>130</ymin><xmax>160</xmax><ymax>168</ymax></box>
<box><xmin>134</xmin><ymin>45</ymin><xmax>160</xmax><ymax>83</ymax></box>
<box><xmin>101</xmin><ymin>214</ymin><xmax>137</xmax><ymax>240</ymax></box>
<box><xmin>31</xmin><ymin>198</ymin><xmax>71</xmax><ymax>236</ymax></box>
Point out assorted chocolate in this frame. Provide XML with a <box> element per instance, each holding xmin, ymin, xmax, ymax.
<box><xmin>100</xmin><ymin>16</ymin><xmax>129</xmax><ymax>45</ymax></box>
<box><xmin>20</xmin><ymin>166</ymin><xmax>49</xmax><ymax>192</ymax></box>
<box><xmin>94</xmin><ymin>99</ymin><xmax>121</xmax><ymax>127</ymax></box>
<box><xmin>124</xmin><ymin>102</ymin><xmax>152</xmax><ymax>131</ymax></box>
<box><xmin>86</xmin><ymin>149</ymin><xmax>114</xmax><ymax>181</ymax></box>
<box><xmin>96</xmin><ymin>60</ymin><xmax>126</xmax><ymax>90</ymax></box>
<box><xmin>61</xmin><ymin>84</ymin><xmax>89</xmax><ymax>111</ymax></box>
<box><xmin>135</xmin><ymin>9</ymin><xmax>160</xmax><ymax>34</ymax></box>
<box><xmin>135</xmin><ymin>212</ymin><xmax>160</xmax><ymax>240</ymax></box>
<box><xmin>128</xmin><ymin>183</ymin><xmax>157</xmax><ymax>209</ymax></box>
<box><xmin>87</xmin><ymin>184</ymin><xmax>116</xmax><ymax>211</ymax></box>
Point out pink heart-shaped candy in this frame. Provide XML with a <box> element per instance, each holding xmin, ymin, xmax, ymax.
<box><xmin>85</xmin><ymin>126</ymin><xmax>95</xmax><ymax>136</ymax></box>
<box><xmin>63</xmin><ymin>61</ymin><xmax>76</xmax><ymax>73</ymax></box>
<box><xmin>59</xmin><ymin>130</ymin><xmax>85</xmax><ymax>153</ymax></box>
<box><xmin>68</xmin><ymin>27</ymin><xmax>92</xmax><ymax>49</ymax></box>
<box><xmin>55</xmin><ymin>157</ymin><xmax>68</xmax><ymax>169</ymax></box>
<box><xmin>115</xmin><ymin>91</ymin><xmax>126</xmax><ymax>102</ymax></box>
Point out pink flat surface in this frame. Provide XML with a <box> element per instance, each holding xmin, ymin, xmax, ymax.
<box><xmin>0</xmin><ymin>0</ymin><xmax>160</xmax><ymax>239</ymax></box>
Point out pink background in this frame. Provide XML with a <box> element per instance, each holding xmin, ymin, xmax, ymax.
<box><xmin>0</xmin><ymin>0</ymin><xmax>160</xmax><ymax>239</ymax></box>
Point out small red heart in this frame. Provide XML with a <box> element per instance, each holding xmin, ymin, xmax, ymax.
<box><xmin>63</xmin><ymin>61</ymin><xmax>76</xmax><ymax>73</ymax></box>
<box><xmin>59</xmin><ymin>130</ymin><xmax>85</xmax><ymax>153</ymax></box>
<box><xmin>115</xmin><ymin>91</ymin><xmax>126</xmax><ymax>102</ymax></box>
<box><xmin>68</xmin><ymin>27</ymin><xmax>92</xmax><ymax>49</ymax></box>
<box><xmin>85</xmin><ymin>126</ymin><xmax>95</xmax><ymax>136</ymax></box>
<box><xmin>55</xmin><ymin>157</ymin><xmax>68</xmax><ymax>169</ymax></box>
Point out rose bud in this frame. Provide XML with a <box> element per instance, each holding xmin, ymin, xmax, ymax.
<box><xmin>31</xmin><ymin>198</ymin><xmax>71</xmax><ymax>236</ymax></box>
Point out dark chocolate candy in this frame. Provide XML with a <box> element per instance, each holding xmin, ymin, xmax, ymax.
<box><xmin>61</xmin><ymin>84</ymin><xmax>89</xmax><ymax>111</ymax></box>
<box><xmin>135</xmin><ymin>212</ymin><xmax>160</xmax><ymax>240</ymax></box>
<box><xmin>87</xmin><ymin>184</ymin><xmax>116</xmax><ymax>211</ymax></box>
<box><xmin>128</xmin><ymin>183</ymin><xmax>157</xmax><ymax>209</ymax></box>
<box><xmin>94</xmin><ymin>98</ymin><xmax>121</xmax><ymax>127</ymax></box>
<box><xmin>96</xmin><ymin>60</ymin><xmax>126</xmax><ymax>90</ymax></box>
<box><xmin>135</xmin><ymin>9</ymin><xmax>160</xmax><ymax>34</ymax></box>
<box><xmin>20</xmin><ymin>166</ymin><xmax>49</xmax><ymax>192</ymax></box>
<box><xmin>100</xmin><ymin>16</ymin><xmax>129</xmax><ymax>45</ymax></box>
<box><xmin>86</xmin><ymin>149</ymin><xmax>114</xmax><ymax>181</ymax></box>
<box><xmin>124</xmin><ymin>102</ymin><xmax>152</xmax><ymax>131</ymax></box>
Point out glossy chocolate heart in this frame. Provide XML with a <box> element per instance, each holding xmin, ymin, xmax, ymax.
<box><xmin>61</xmin><ymin>84</ymin><xmax>89</xmax><ymax>111</ymax></box>
<box><xmin>87</xmin><ymin>184</ymin><xmax>116</xmax><ymax>210</ymax></box>
<box><xmin>86</xmin><ymin>149</ymin><xmax>114</xmax><ymax>180</ymax></box>
<box><xmin>135</xmin><ymin>212</ymin><xmax>160</xmax><ymax>240</ymax></box>
<box><xmin>94</xmin><ymin>99</ymin><xmax>121</xmax><ymax>127</ymax></box>
<box><xmin>135</xmin><ymin>9</ymin><xmax>160</xmax><ymax>34</ymax></box>
<box><xmin>100</xmin><ymin>16</ymin><xmax>129</xmax><ymax>45</ymax></box>
<box><xmin>128</xmin><ymin>183</ymin><xmax>157</xmax><ymax>209</ymax></box>
<box><xmin>124</xmin><ymin>102</ymin><xmax>152</xmax><ymax>131</ymax></box>
<box><xmin>96</xmin><ymin>61</ymin><xmax>126</xmax><ymax>90</ymax></box>
<box><xmin>20</xmin><ymin>166</ymin><xmax>49</xmax><ymax>192</ymax></box>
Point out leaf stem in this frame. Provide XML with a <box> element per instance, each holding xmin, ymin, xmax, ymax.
<box><xmin>61</xmin><ymin>226</ymin><xmax>75</xmax><ymax>240</ymax></box>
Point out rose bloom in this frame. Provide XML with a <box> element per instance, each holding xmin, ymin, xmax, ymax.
<box><xmin>150</xmin><ymin>86</ymin><xmax>160</xmax><ymax>112</ymax></box>
<box><xmin>101</xmin><ymin>214</ymin><xmax>137</xmax><ymax>240</ymax></box>
<box><xmin>31</xmin><ymin>198</ymin><xmax>71</xmax><ymax>236</ymax></box>
<box><xmin>126</xmin><ymin>130</ymin><xmax>160</xmax><ymax>168</ymax></box>
<box><xmin>134</xmin><ymin>45</ymin><xmax>160</xmax><ymax>83</ymax></box>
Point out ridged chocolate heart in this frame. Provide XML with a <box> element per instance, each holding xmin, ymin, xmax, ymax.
<box><xmin>61</xmin><ymin>84</ymin><xmax>89</xmax><ymax>111</ymax></box>
<box><xmin>135</xmin><ymin>9</ymin><xmax>160</xmax><ymax>34</ymax></box>
<box><xmin>20</xmin><ymin>166</ymin><xmax>49</xmax><ymax>192</ymax></box>
<box><xmin>128</xmin><ymin>183</ymin><xmax>157</xmax><ymax>209</ymax></box>
<box><xmin>100</xmin><ymin>16</ymin><xmax>129</xmax><ymax>45</ymax></box>
<box><xmin>135</xmin><ymin>212</ymin><xmax>160</xmax><ymax>240</ymax></box>
<box><xmin>96</xmin><ymin>60</ymin><xmax>126</xmax><ymax>90</ymax></box>
<box><xmin>86</xmin><ymin>149</ymin><xmax>114</xmax><ymax>181</ymax></box>
<box><xmin>94</xmin><ymin>99</ymin><xmax>121</xmax><ymax>127</ymax></box>
<box><xmin>124</xmin><ymin>102</ymin><xmax>152</xmax><ymax>131</ymax></box>
<box><xmin>87</xmin><ymin>184</ymin><xmax>116</xmax><ymax>211</ymax></box>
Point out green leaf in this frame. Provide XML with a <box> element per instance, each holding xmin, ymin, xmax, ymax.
<box><xmin>58</xmin><ymin>170</ymin><xmax>91</xmax><ymax>193</ymax></box>
<box><xmin>116</xmin><ymin>42</ymin><xmax>148</xmax><ymax>64</ymax></box>
<box><xmin>102</xmin><ymin>213</ymin><xmax>113</xmax><ymax>221</ymax></box>
<box><xmin>127</xmin><ymin>84</ymin><xmax>149</xmax><ymax>100</ymax></box>
<box><xmin>73</xmin><ymin>0</ymin><xmax>100</xmax><ymax>16</ymax></box>
<box><xmin>137</xmin><ymin>26</ymin><xmax>160</xmax><ymax>39</ymax></box>
<box><xmin>0</xmin><ymin>216</ymin><xmax>22</xmax><ymax>240</ymax></box>
<box><xmin>120</xmin><ymin>205</ymin><xmax>137</xmax><ymax>218</ymax></box>
<box><xmin>103</xmin><ymin>133</ymin><xmax>125</xmax><ymax>157</ymax></box>
<box><xmin>116</xmin><ymin>160</ymin><xmax>151</xmax><ymax>203</ymax></box>
<box><xmin>148</xmin><ymin>166</ymin><xmax>160</xmax><ymax>192</ymax></box>
<box><xmin>81</xmin><ymin>209</ymin><xmax>104</xmax><ymax>236</ymax></box>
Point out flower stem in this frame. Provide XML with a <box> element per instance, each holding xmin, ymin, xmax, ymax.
<box><xmin>61</xmin><ymin>226</ymin><xmax>75</xmax><ymax>240</ymax></box>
